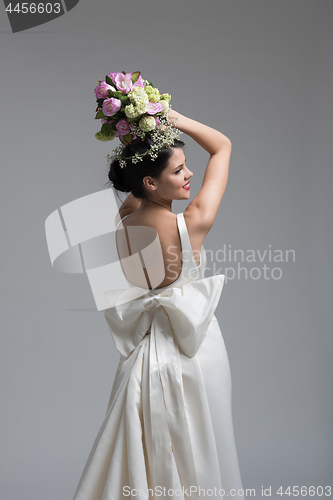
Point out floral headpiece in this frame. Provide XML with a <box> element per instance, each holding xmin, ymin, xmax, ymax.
<box><xmin>94</xmin><ymin>71</ymin><xmax>181</xmax><ymax>168</ymax></box>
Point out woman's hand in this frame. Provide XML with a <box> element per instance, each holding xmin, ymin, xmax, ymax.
<box><xmin>168</xmin><ymin>109</ymin><xmax>182</xmax><ymax>125</ymax></box>
<box><xmin>168</xmin><ymin>110</ymin><xmax>230</xmax><ymax>155</ymax></box>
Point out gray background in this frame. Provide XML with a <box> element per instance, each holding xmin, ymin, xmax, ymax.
<box><xmin>1</xmin><ymin>1</ymin><xmax>332</xmax><ymax>499</ymax></box>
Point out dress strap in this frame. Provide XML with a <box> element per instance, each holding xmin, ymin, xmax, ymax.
<box><xmin>176</xmin><ymin>212</ymin><xmax>200</xmax><ymax>270</ymax></box>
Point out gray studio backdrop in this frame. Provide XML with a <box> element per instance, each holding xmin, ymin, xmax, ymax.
<box><xmin>1</xmin><ymin>1</ymin><xmax>332</xmax><ymax>499</ymax></box>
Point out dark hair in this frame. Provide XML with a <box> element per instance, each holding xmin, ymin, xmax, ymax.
<box><xmin>106</xmin><ymin>137</ymin><xmax>185</xmax><ymax>200</ymax></box>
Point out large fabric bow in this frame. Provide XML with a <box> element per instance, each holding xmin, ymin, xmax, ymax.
<box><xmin>104</xmin><ymin>274</ymin><xmax>225</xmax><ymax>359</ymax></box>
<box><xmin>103</xmin><ymin>274</ymin><xmax>225</xmax><ymax>498</ymax></box>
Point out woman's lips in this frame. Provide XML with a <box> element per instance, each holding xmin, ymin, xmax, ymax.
<box><xmin>182</xmin><ymin>181</ymin><xmax>190</xmax><ymax>190</ymax></box>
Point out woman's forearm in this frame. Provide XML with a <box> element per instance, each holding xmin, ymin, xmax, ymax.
<box><xmin>169</xmin><ymin>110</ymin><xmax>231</xmax><ymax>155</ymax></box>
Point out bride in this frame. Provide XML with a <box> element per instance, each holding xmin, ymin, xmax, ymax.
<box><xmin>110</xmin><ymin>109</ymin><xmax>231</xmax><ymax>290</ymax></box>
<box><xmin>72</xmin><ymin>75</ymin><xmax>244</xmax><ymax>500</ymax></box>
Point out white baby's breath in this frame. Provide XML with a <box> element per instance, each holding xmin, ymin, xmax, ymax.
<box><xmin>106</xmin><ymin>114</ymin><xmax>181</xmax><ymax>168</ymax></box>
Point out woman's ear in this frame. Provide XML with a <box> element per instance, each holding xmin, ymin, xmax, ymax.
<box><xmin>143</xmin><ymin>176</ymin><xmax>158</xmax><ymax>192</ymax></box>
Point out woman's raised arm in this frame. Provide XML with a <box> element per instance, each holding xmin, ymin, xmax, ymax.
<box><xmin>169</xmin><ymin>110</ymin><xmax>232</xmax><ymax>231</ymax></box>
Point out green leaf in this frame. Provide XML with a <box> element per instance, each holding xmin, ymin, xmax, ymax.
<box><xmin>95</xmin><ymin>110</ymin><xmax>105</xmax><ymax>119</ymax></box>
<box><xmin>110</xmin><ymin>112</ymin><xmax>122</xmax><ymax>121</ymax></box>
<box><xmin>120</xmin><ymin>96</ymin><xmax>130</xmax><ymax>105</ymax></box>
<box><xmin>97</xmin><ymin>123</ymin><xmax>116</xmax><ymax>141</ymax></box>
<box><xmin>110</xmin><ymin>120</ymin><xmax>118</xmax><ymax>131</ymax></box>
<box><xmin>105</xmin><ymin>75</ymin><xmax>114</xmax><ymax>86</ymax></box>
<box><xmin>131</xmin><ymin>71</ymin><xmax>141</xmax><ymax>84</ymax></box>
<box><xmin>96</xmin><ymin>98</ymin><xmax>104</xmax><ymax>107</ymax></box>
<box><xmin>146</xmin><ymin>80</ymin><xmax>154</xmax><ymax>87</ymax></box>
<box><xmin>101</xmin><ymin>123</ymin><xmax>113</xmax><ymax>134</ymax></box>
<box><xmin>122</xmin><ymin>70</ymin><xmax>126</xmax><ymax>75</ymax></box>
<box><xmin>119</xmin><ymin>133</ymin><xmax>134</xmax><ymax>145</ymax></box>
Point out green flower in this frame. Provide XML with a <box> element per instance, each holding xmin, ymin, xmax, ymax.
<box><xmin>125</xmin><ymin>87</ymin><xmax>148</xmax><ymax>118</ymax></box>
<box><xmin>95</xmin><ymin>126</ymin><xmax>116</xmax><ymax>142</ymax></box>
<box><xmin>139</xmin><ymin>115</ymin><xmax>156</xmax><ymax>132</ymax></box>
<box><xmin>124</xmin><ymin>104</ymin><xmax>140</xmax><ymax>119</ymax></box>
<box><xmin>144</xmin><ymin>85</ymin><xmax>160</xmax><ymax>103</ymax></box>
<box><xmin>159</xmin><ymin>100</ymin><xmax>169</xmax><ymax>113</ymax></box>
<box><xmin>160</xmin><ymin>93</ymin><xmax>171</xmax><ymax>103</ymax></box>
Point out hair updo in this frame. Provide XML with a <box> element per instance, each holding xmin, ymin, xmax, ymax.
<box><xmin>107</xmin><ymin>137</ymin><xmax>185</xmax><ymax>200</ymax></box>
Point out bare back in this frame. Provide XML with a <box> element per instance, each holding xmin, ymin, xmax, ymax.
<box><xmin>115</xmin><ymin>209</ymin><xmax>205</xmax><ymax>290</ymax></box>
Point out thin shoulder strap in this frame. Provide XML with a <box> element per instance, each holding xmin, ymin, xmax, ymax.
<box><xmin>115</xmin><ymin>214</ymin><xmax>130</xmax><ymax>230</ymax></box>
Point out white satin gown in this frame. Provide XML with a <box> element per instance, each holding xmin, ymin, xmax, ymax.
<box><xmin>73</xmin><ymin>213</ymin><xmax>244</xmax><ymax>500</ymax></box>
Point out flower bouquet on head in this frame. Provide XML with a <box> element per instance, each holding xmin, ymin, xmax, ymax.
<box><xmin>94</xmin><ymin>71</ymin><xmax>181</xmax><ymax>168</ymax></box>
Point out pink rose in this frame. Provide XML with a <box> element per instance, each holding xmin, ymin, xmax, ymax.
<box><xmin>115</xmin><ymin>118</ymin><xmax>130</xmax><ymax>136</ymax></box>
<box><xmin>102</xmin><ymin>98</ymin><xmax>121</xmax><ymax>116</ymax></box>
<box><xmin>94</xmin><ymin>80</ymin><xmax>115</xmax><ymax>99</ymax></box>
<box><xmin>155</xmin><ymin>117</ymin><xmax>160</xmax><ymax>127</ymax></box>
<box><xmin>146</xmin><ymin>102</ymin><xmax>164</xmax><ymax>115</ymax></box>
<box><xmin>114</xmin><ymin>73</ymin><xmax>133</xmax><ymax>93</ymax></box>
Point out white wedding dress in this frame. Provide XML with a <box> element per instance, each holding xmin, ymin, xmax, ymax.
<box><xmin>73</xmin><ymin>213</ymin><xmax>244</xmax><ymax>500</ymax></box>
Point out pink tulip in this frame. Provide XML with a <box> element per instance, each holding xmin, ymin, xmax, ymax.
<box><xmin>107</xmin><ymin>72</ymin><xmax>119</xmax><ymax>84</ymax></box>
<box><xmin>114</xmin><ymin>73</ymin><xmax>133</xmax><ymax>93</ymax></box>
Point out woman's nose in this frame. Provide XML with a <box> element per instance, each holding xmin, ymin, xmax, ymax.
<box><xmin>184</xmin><ymin>164</ymin><xmax>192</xmax><ymax>174</ymax></box>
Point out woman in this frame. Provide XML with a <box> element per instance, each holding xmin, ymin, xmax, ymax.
<box><xmin>112</xmin><ymin>109</ymin><xmax>230</xmax><ymax>291</ymax></box>
<box><xmin>73</xmin><ymin>108</ymin><xmax>244</xmax><ymax>500</ymax></box>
